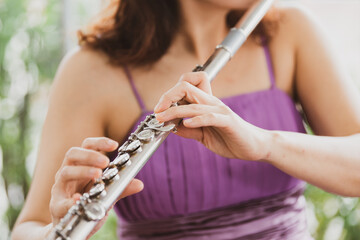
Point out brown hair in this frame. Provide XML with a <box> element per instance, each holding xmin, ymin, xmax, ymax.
<box><xmin>78</xmin><ymin>0</ymin><xmax>278</xmax><ymax>67</ymax></box>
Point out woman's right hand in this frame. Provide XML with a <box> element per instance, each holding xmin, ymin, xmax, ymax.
<box><xmin>49</xmin><ymin>137</ymin><xmax>143</xmax><ymax>228</ymax></box>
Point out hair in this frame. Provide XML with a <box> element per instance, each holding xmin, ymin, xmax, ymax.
<box><xmin>78</xmin><ymin>0</ymin><xmax>279</xmax><ymax>67</ymax></box>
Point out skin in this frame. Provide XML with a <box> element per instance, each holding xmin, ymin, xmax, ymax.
<box><xmin>12</xmin><ymin>0</ymin><xmax>360</xmax><ymax>239</ymax></box>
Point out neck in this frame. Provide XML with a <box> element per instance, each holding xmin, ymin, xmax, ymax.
<box><xmin>174</xmin><ymin>0</ymin><xmax>230</xmax><ymax>62</ymax></box>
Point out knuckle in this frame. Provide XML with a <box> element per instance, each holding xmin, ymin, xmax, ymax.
<box><xmin>179</xmin><ymin>80</ymin><xmax>189</xmax><ymax>89</ymax></box>
<box><xmin>65</xmin><ymin>147</ymin><xmax>83</xmax><ymax>164</ymax></box>
<box><xmin>179</xmin><ymin>72</ymin><xmax>192</xmax><ymax>82</ymax></box>
<box><xmin>55</xmin><ymin>169</ymin><xmax>61</xmax><ymax>181</ymax></box>
<box><xmin>184</xmin><ymin>79</ymin><xmax>193</xmax><ymax>86</ymax></box>
<box><xmin>197</xmin><ymin>71</ymin><xmax>209</xmax><ymax>80</ymax></box>
<box><xmin>60</xmin><ymin>166</ymin><xmax>70</xmax><ymax>179</ymax></box>
<box><xmin>179</xmin><ymin>72</ymin><xmax>209</xmax><ymax>87</ymax></box>
<box><xmin>82</xmin><ymin>148</ymin><xmax>91</xmax><ymax>157</ymax></box>
<box><xmin>179</xmin><ymin>74</ymin><xmax>185</xmax><ymax>82</ymax></box>
<box><xmin>219</xmin><ymin>105</ymin><xmax>230</xmax><ymax>113</ymax></box>
<box><xmin>173</xmin><ymin>109</ymin><xmax>182</xmax><ymax>118</ymax></box>
<box><xmin>162</xmin><ymin>91</ymin><xmax>172</xmax><ymax>102</ymax></box>
<box><xmin>163</xmin><ymin>90</ymin><xmax>170</xmax><ymax>98</ymax></box>
<box><xmin>88</xmin><ymin>150</ymin><xmax>102</xmax><ymax>162</ymax></box>
<box><xmin>194</xmin><ymin>115</ymin><xmax>203</xmax><ymax>123</ymax></box>
<box><xmin>65</xmin><ymin>147</ymin><xmax>77</xmax><ymax>159</ymax></box>
<box><xmin>94</xmin><ymin>168</ymin><xmax>102</xmax><ymax>177</ymax></box>
<box><xmin>181</xmin><ymin>82</ymin><xmax>193</xmax><ymax>94</ymax></box>
<box><xmin>50</xmin><ymin>185</ymin><xmax>59</xmax><ymax>207</ymax></box>
<box><xmin>82</xmin><ymin>137</ymin><xmax>93</xmax><ymax>147</ymax></box>
<box><xmin>191</xmin><ymin>104</ymin><xmax>201</xmax><ymax>111</ymax></box>
<box><xmin>208</xmin><ymin>112</ymin><xmax>217</xmax><ymax>119</ymax></box>
<box><xmin>64</xmin><ymin>149</ymin><xmax>72</xmax><ymax>159</ymax></box>
<box><xmin>50</xmin><ymin>183</ymin><xmax>56</xmax><ymax>196</ymax></box>
<box><xmin>49</xmin><ymin>197</ymin><xmax>56</xmax><ymax>214</ymax></box>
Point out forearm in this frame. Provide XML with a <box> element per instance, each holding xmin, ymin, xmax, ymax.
<box><xmin>11</xmin><ymin>221</ymin><xmax>53</xmax><ymax>240</ymax></box>
<box><xmin>264</xmin><ymin>131</ymin><xmax>360</xmax><ymax>197</ymax></box>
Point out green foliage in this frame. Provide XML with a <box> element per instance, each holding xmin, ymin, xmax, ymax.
<box><xmin>92</xmin><ymin>210</ymin><xmax>118</xmax><ymax>240</ymax></box>
<box><xmin>305</xmin><ymin>185</ymin><xmax>360</xmax><ymax>239</ymax></box>
<box><xmin>0</xmin><ymin>0</ymin><xmax>62</xmax><ymax>236</ymax></box>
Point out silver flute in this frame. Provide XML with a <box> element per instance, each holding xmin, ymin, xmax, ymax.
<box><xmin>47</xmin><ymin>0</ymin><xmax>274</xmax><ymax>239</ymax></box>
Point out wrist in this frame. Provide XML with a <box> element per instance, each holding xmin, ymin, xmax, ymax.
<box><xmin>257</xmin><ymin>129</ymin><xmax>280</xmax><ymax>163</ymax></box>
<box><xmin>43</xmin><ymin>223</ymin><xmax>55</xmax><ymax>239</ymax></box>
<box><xmin>11</xmin><ymin>221</ymin><xmax>54</xmax><ymax>240</ymax></box>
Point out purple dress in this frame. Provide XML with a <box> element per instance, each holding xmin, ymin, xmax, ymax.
<box><xmin>114</xmin><ymin>44</ymin><xmax>312</xmax><ymax>239</ymax></box>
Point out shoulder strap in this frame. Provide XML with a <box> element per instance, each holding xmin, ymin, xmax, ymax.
<box><xmin>123</xmin><ymin>65</ymin><xmax>147</xmax><ymax>111</ymax></box>
<box><xmin>261</xmin><ymin>38</ymin><xmax>276</xmax><ymax>88</ymax></box>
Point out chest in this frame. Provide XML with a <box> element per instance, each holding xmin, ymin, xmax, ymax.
<box><xmin>130</xmin><ymin>42</ymin><xmax>295</xmax><ymax>112</ymax></box>
<box><xmin>106</xmin><ymin>40</ymin><xmax>295</xmax><ymax>143</ymax></box>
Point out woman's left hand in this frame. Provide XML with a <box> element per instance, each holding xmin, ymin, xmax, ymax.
<box><xmin>154</xmin><ymin>72</ymin><xmax>270</xmax><ymax>161</ymax></box>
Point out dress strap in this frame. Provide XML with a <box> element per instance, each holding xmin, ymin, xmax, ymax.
<box><xmin>123</xmin><ymin>65</ymin><xmax>147</xmax><ymax>111</ymax></box>
<box><xmin>262</xmin><ymin>39</ymin><xmax>276</xmax><ymax>89</ymax></box>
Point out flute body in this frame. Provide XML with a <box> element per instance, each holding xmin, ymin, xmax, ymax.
<box><xmin>47</xmin><ymin>1</ymin><xmax>274</xmax><ymax>239</ymax></box>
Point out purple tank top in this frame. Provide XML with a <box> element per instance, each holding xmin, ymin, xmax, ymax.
<box><xmin>113</xmin><ymin>44</ymin><xmax>311</xmax><ymax>239</ymax></box>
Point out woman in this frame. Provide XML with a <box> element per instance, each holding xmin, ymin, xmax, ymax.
<box><xmin>12</xmin><ymin>0</ymin><xmax>360</xmax><ymax>239</ymax></box>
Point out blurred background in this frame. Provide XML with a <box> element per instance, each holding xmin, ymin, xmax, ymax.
<box><xmin>0</xmin><ymin>0</ymin><xmax>359</xmax><ymax>239</ymax></box>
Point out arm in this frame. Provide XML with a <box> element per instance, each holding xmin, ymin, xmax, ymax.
<box><xmin>266</xmin><ymin>131</ymin><xmax>360</xmax><ymax>197</ymax></box>
<box><xmin>154</xmin><ymin>7</ymin><xmax>360</xmax><ymax>197</ymax></box>
<box><xmin>12</xmin><ymin>48</ymin><xmax>142</xmax><ymax>240</ymax></box>
<box><xmin>264</xmin><ymin>6</ymin><xmax>360</xmax><ymax>196</ymax></box>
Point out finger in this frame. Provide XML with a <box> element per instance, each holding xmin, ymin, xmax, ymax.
<box><xmin>154</xmin><ymin>81</ymin><xmax>221</xmax><ymax>113</ymax></box>
<box><xmin>174</xmin><ymin>123</ymin><xmax>204</xmax><ymax>142</ymax></box>
<box><xmin>72</xmin><ymin>193</ymin><xmax>82</xmax><ymax>202</ymax></box>
<box><xmin>155</xmin><ymin>104</ymin><xmax>216</xmax><ymax>122</ymax></box>
<box><xmin>81</xmin><ymin>137</ymin><xmax>119</xmax><ymax>152</ymax></box>
<box><xmin>179</xmin><ymin>72</ymin><xmax>212</xmax><ymax>95</ymax></box>
<box><xmin>57</xmin><ymin>165</ymin><xmax>102</xmax><ymax>184</ymax></box>
<box><xmin>64</xmin><ymin>147</ymin><xmax>109</xmax><ymax>168</ymax></box>
<box><xmin>183</xmin><ymin>112</ymin><xmax>230</xmax><ymax>128</ymax></box>
<box><xmin>52</xmin><ymin>198</ymin><xmax>77</xmax><ymax>223</ymax></box>
<box><xmin>118</xmin><ymin>179</ymin><xmax>144</xmax><ymax>199</ymax></box>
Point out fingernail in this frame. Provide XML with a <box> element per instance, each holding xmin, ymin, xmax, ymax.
<box><xmin>98</xmin><ymin>156</ymin><xmax>108</xmax><ymax>164</ymax></box>
<box><xmin>90</xmin><ymin>168</ymin><xmax>101</xmax><ymax>177</ymax></box>
<box><xmin>107</xmin><ymin>139</ymin><xmax>117</xmax><ymax>146</ymax></box>
<box><xmin>184</xmin><ymin>119</ymin><xmax>192</xmax><ymax>124</ymax></box>
<box><xmin>155</xmin><ymin>112</ymin><xmax>165</xmax><ymax>120</ymax></box>
<box><xmin>138</xmin><ymin>181</ymin><xmax>144</xmax><ymax>191</ymax></box>
<box><xmin>154</xmin><ymin>103</ymin><xmax>160</xmax><ymax>112</ymax></box>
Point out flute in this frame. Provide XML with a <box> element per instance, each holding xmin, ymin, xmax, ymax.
<box><xmin>47</xmin><ymin>0</ymin><xmax>274</xmax><ymax>239</ymax></box>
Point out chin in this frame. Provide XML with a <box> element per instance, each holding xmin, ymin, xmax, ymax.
<box><xmin>200</xmin><ymin>0</ymin><xmax>256</xmax><ymax>9</ymax></box>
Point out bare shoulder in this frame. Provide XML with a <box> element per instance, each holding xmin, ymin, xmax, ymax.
<box><xmin>275</xmin><ymin>3</ymin><xmax>322</xmax><ymax>47</ymax></box>
<box><xmin>51</xmin><ymin>46</ymin><xmax>134</xmax><ymax>111</ymax></box>
<box><xmin>277</xmin><ymin>3</ymin><xmax>313</xmax><ymax>23</ymax></box>
<box><xmin>49</xmin><ymin>46</ymin><xmax>139</xmax><ymax>139</ymax></box>
<box><xmin>265</xmin><ymin>4</ymin><xmax>324</xmax><ymax>96</ymax></box>
<box><xmin>52</xmin><ymin>46</ymin><xmax>130</xmax><ymax>102</ymax></box>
